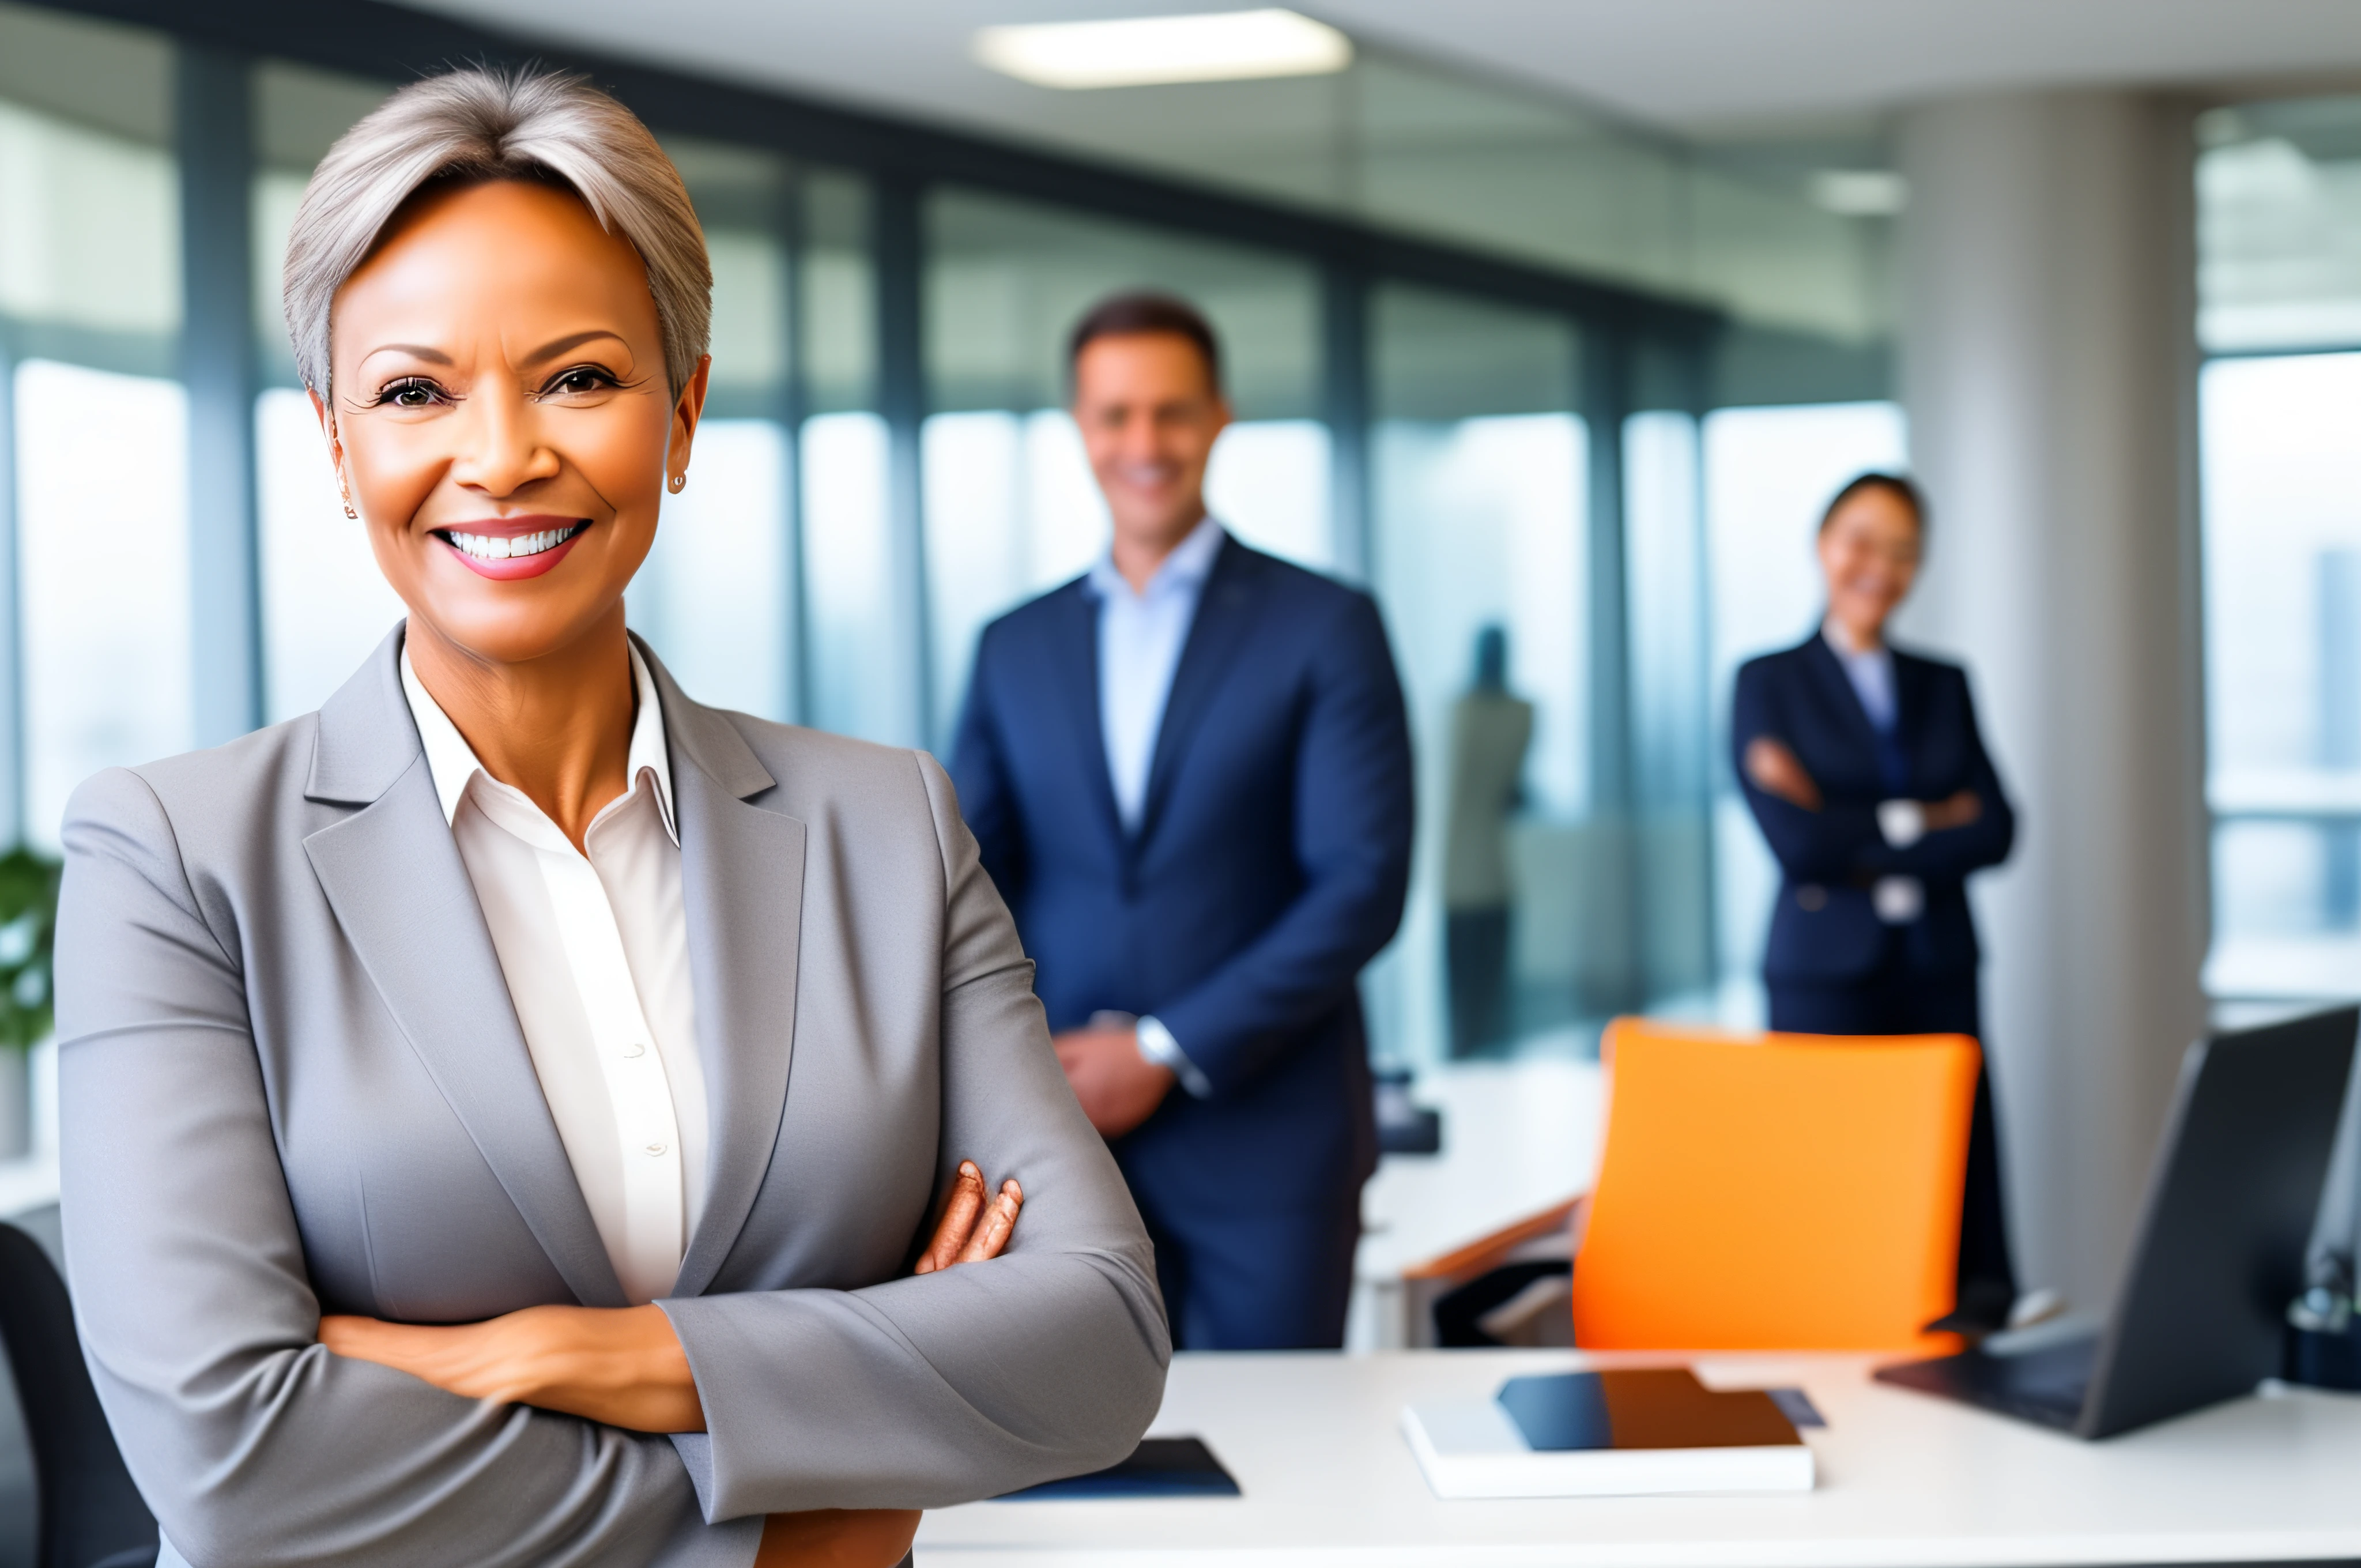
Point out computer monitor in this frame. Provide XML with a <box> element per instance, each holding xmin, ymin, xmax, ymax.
<box><xmin>1876</xmin><ymin>1005</ymin><xmax>2358</xmax><ymax>1439</ymax></box>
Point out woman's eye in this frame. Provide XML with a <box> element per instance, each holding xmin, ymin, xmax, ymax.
<box><xmin>379</xmin><ymin>379</ymin><xmax>443</xmax><ymax>409</ymax></box>
<box><xmin>548</xmin><ymin>367</ymin><xmax>613</xmax><ymax>396</ymax></box>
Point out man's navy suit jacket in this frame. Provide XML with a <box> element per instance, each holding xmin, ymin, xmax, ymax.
<box><xmin>950</xmin><ymin>536</ymin><xmax>1414</xmax><ymax>1211</ymax></box>
<box><xmin>1732</xmin><ymin>633</ymin><xmax>2015</xmax><ymax>982</ymax></box>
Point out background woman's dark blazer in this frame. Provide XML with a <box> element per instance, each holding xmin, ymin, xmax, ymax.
<box><xmin>1732</xmin><ymin>632</ymin><xmax>2015</xmax><ymax>983</ymax></box>
<box><xmin>54</xmin><ymin>629</ymin><xmax>1168</xmax><ymax>1567</ymax></box>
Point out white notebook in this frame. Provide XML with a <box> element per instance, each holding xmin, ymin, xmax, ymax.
<box><xmin>1402</xmin><ymin>1368</ymin><xmax>1815</xmax><ymax>1499</ymax></box>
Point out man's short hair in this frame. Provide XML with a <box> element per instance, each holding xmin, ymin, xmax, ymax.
<box><xmin>1066</xmin><ymin>292</ymin><xmax>1223</xmax><ymax>395</ymax></box>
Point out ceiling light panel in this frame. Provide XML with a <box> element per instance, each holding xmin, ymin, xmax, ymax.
<box><xmin>975</xmin><ymin>9</ymin><xmax>1353</xmax><ymax>90</ymax></box>
<box><xmin>1809</xmin><ymin>169</ymin><xmax>1909</xmax><ymax>217</ymax></box>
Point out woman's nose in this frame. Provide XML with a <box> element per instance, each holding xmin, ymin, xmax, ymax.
<box><xmin>454</xmin><ymin>389</ymin><xmax>561</xmax><ymax>495</ymax></box>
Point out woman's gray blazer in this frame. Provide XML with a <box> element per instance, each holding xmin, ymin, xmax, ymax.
<box><xmin>52</xmin><ymin>628</ymin><xmax>1171</xmax><ymax>1568</ymax></box>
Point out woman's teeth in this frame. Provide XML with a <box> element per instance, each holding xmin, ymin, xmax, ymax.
<box><xmin>444</xmin><ymin>525</ymin><xmax>582</xmax><ymax>561</ymax></box>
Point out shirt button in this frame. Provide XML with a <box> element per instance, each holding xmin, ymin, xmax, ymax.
<box><xmin>644</xmin><ymin>1141</ymin><xmax>667</xmax><ymax>1157</ymax></box>
<box><xmin>622</xmin><ymin>1041</ymin><xmax>647</xmax><ymax>1058</ymax></box>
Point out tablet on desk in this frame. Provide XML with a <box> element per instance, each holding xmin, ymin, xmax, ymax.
<box><xmin>1404</xmin><ymin>1367</ymin><xmax>1814</xmax><ymax>1499</ymax></box>
<box><xmin>994</xmin><ymin>1437</ymin><xmax>1241</xmax><ymax>1500</ymax></box>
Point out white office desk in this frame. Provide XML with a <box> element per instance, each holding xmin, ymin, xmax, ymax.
<box><xmin>1352</xmin><ymin>1058</ymin><xmax>1603</xmax><ymax>1348</ymax></box>
<box><xmin>916</xmin><ymin>1350</ymin><xmax>2361</xmax><ymax>1566</ymax></box>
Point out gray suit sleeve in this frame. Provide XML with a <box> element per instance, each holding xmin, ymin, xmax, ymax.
<box><xmin>656</xmin><ymin>752</ymin><xmax>1171</xmax><ymax>1520</ymax></box>
<box><xmin>55</xmin><ymin>768</ymin><xmax>761</xmax><ymax>1568</ymax></box>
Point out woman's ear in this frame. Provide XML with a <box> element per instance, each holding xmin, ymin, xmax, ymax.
<box><xmin>665</xmin><ymin>355</ymin><xmax>713</xmax><ymax>488</ymax></box>
<box><xmin>309</xmin><ymin>389</ymin><xmax>357</xmax><ymax>518</ymax></box>
<box><xmin>309</xmin><ymin>388</ymin><xmax>344</xmax><ymax>468</ymax></box>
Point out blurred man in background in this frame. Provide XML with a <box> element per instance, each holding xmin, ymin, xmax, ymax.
<box><xmin>952</xmin><ymin>292</ymin><xmax>1413</xmax><ymax>1350</ymax></box>
<box><xmin>1442</xmin><ymin>624</ymin><xmax>1532</xmax><ymax>1057</ymax></box>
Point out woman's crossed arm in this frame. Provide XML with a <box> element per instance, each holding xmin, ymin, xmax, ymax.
<box><xmin>319</xmin><ymin>1161</ymin><xmax>1025</xmax><ymax>1567</ymax></box>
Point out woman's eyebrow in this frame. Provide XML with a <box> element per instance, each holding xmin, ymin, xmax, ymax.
<box><xmin>521</xmin><ymin>329</ymin><xmax>631</xmax><ymax>367</ymax></box>
<box><xmin>361</xmin><ymin>343</ymin><xmax>455</xmax><ymax>366</ymax></box>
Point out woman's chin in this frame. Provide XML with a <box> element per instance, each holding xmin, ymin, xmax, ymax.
<box><xmin>406</xmin><ymin>596</ymin><xmax>622</xmax><ymax>670</ymax></box>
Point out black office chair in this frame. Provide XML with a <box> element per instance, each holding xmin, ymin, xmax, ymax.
<box><xmin>0</xmin><ymin>1221</ymin><xmax>156</xmax><ymax>1568</ymax></box>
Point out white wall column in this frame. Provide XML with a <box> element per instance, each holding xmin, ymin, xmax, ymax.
<box><xmin>1896</xmin><ymin>91</ymin><xmax>2209</xmax><ymax>1313</ymax></box>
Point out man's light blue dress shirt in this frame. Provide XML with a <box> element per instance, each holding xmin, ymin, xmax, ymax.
<box><xmin>1088</xmin><ymin>514</ymin><xmax>1227</xmax><ymax>834</ymax></box>
<box><xmin>1084</xmin><ymin>514</ymin><xmax>1226</xmax><ymax>1096</ymax></box>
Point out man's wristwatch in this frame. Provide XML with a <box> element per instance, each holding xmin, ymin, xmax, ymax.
<box><xmin>1134</xmin><ymin>1015</ymin><xmax>1213</xmax><ymax>1099</ymax></box>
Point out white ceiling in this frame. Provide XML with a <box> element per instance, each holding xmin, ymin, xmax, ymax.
<box><xmin>399</xmin><ymin>0</ymin><xmax>2361</xmax><ymax>144</ymax></box>
<box><xmin>1330</xmin><ymin>0</ymin><xmax>2361</xmax><ymax>128</ymax></box>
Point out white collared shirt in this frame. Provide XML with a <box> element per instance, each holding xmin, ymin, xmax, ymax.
<box><xmin>401</xmin><ymin>644</ymin><xmax>707</xmax><ymax>1305</ymax></box>
<box><xmin>1087</xmin><ymin>514</ymin><xmax>1226</xmax><ymax>834</ymax></box>
<box><xmin>1822</xmin><ymin>617</ymin><xmax>1898</xmax><ymax>733</ymax></box>
<box><xmin>1820</xmin><ymin>619</ymin><xmax>1925</xmax><ymax>924</ymax></box>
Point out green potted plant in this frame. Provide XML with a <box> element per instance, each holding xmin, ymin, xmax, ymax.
<box><xmin>0</xmin><ymin>846</ymin><xmax>62</xmax><ymax>1161</ymax></box>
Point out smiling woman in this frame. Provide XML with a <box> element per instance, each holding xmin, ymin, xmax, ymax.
<box><xmin>1728</xmin><ymin>471</ymin><xmax>2021</xmax><ymax>1336</ymax></box>
<box><xmin>51</xmin><ymin>69</ymin><xmax>1166</xmax><ymax>1568</ymax></box>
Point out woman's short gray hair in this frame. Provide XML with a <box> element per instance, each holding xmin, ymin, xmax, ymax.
<box><xmin>284</xmin><ymin>68</ymin><xmax>711</xmax><ymax>401</ymax></box>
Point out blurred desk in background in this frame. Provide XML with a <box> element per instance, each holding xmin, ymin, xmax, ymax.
<box><xmin>1351</xmin><ymin>1057</ymin><xmax>1605</xmax><ymax>1350</ymax></box>
<box><xmin>917</xmin><ymin>1349</ymin><xmax>2361</xmax><ymax>1566</ymax></box>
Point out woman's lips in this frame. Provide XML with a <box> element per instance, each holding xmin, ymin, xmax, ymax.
<box><xmin>434</xmin><ymin>520</ymin><xmax>589</xmax><ymax>581</ymax></box>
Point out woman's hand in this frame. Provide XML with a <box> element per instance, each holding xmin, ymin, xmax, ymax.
<box><xmin>740</xmin><ymin>1169</ymin><xmax>1014</xmax><ymax>1567</ymax></box>
<box><xmin>320</xmin><ymin>1159</ymin><xmax>1024</xmax><ymax>1432</ymax></box>
<box><xmin>1744</xmin><ymin>737</ymin><xmax>1823</xmax><ymax>811</ymax></box>
<box><xmin>322</xmin><ymin>1161</ymin><xmax>1021</xmax><ymax>1565</ymax></box>
<box><xmin>1923</xmin><ymin>788</ymin><xmax>1983</xmax><ymax>832</ymax></box>
<box><xmin>915</xmin><ymin>1159</ymin><xmax>1023</xmax><ymax>1273</ymax></box>
<box><xmin>319</xmin><ymin>1302</ymin><xmax>705</xmax><ymax>1433</ymax></box>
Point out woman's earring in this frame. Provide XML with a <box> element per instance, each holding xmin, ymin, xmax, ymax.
<box><xmin>668</xmin><ymin>473</ymin><xmax>687</xmax><ymax>493</ymax></box>
<box><xmin>341</xmin><ymin>495</ymin><xmax>358</xmax><ymax>520</ymax></box>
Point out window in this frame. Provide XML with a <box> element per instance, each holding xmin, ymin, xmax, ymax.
<box><xmin>252</xmin><ymin>59</ymin><xmax>406</xmax><ymax>722</ymax></box>
<box><xmin>2195</xmin><ymin>94</ymin><xmax>2361</xmax><ymax>1002</ymax></box>
<box><xmin>633</xmin><ymin>137</ymin><xmax>798</xmax><ymax>723</ymax></box>
<box><xmin>16</xmin><ymin>360</ymin><xmax>190</xmax><ymax>847</ymax></box>
<box><xmin>1363</xmin><ymin>283</ymin><xmax>1587</xmax><ymax>1062</ymax></box>
<box><xmin>1</xmin><ymin>5</ymin><xmax>182</xmax><ymax>846</ymax></box>
<box><xmin>2201</xmin><ymin>352</ymin><xmax>2361</xmax><ymax>997</ymax></box>
<box><xmin>797</xmin><ymin>173</ymin><xmax>898</xmax><ymax>745</ymax></box>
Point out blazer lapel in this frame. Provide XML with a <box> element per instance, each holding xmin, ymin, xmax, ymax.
<box><xmin>1136</xmin><ymin>538</ymin><xmax>1261</xmax><ymax>843</ymax></box>
<box><xmin>643</xmin><ymin>649</ymin><xmax>808</xmax><ymax>1298</ymax></box>
<box><xmin>302</xmin><ymin>629</ymin><xmax>625</xmax><ymax>1309</ymax></box>
<box><xmin>1801</xmin><ymin>630</ymin><xmax>1889</xmax><ymax>758</ymax></box>
<box><xmin>1048</xmin><ymin>580</ymin><xmax>1127</xmax><ymax>854</ymax></box>
<box><xmin>1891</xmin><ymin>651</ymin><xmax>1934</xmax><ymax>781</ymax></box>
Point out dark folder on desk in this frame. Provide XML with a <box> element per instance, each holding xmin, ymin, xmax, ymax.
<box><xmin>994</xmin><ymin>1437</ymin><xmax>1240</xmax><ymax>1500</ymax></box>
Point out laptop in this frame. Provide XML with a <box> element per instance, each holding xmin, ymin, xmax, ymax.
<box><xmin>1875</xmin><ymin>1005</ymin><xmax>2358</xmax><ymax>1439</ymax></box>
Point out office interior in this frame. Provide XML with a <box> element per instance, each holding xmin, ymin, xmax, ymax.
<box><xmin>2</xmin><ymin>0</ymin><xmax>2360</xmax><ymax>1559</ymax></box>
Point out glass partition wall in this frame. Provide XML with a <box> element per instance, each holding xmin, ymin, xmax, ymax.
<box><xmin>1364</xmin><ymin>287</ymin><xmax>1590</xmax><ymax>1060</ymax></box>
<box><xmin>0</xmin><ymin>0</ymin><xmax>1910</xmax><ymax>1068</ymax></box>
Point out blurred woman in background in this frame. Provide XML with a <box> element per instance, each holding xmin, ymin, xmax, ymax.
<box><xmin>1732</xmin><ymin>473</ymin><xmax>2021</xmax><ymax>1333</ymax></box>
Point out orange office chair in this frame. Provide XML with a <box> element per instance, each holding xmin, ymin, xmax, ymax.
<box><xmin>1569</xmin><ymin>1017</ymin><xmax>1982</xmax><ymax>1355</ymax></box>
